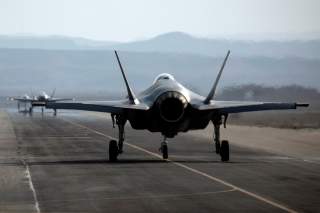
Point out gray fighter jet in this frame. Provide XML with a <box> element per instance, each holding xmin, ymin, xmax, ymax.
<box><xmin>10</xmin><ymin>90</ymin><xmax>73</xmax><ymax>115</ymax></box>
<box><xmin>9</xmin><ymin>94</ymin><xmax>32</xmax><ymax>112</ymax></box>
<box><xmin>47</xmin><ymin>51</ymin><xmax>308</xmax><ymax>162</ymax></box>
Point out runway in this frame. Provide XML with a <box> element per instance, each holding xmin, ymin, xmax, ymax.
<box><xmin>0</xmin><ymin>109</ymin><xmax>319</xmax><ymax>213</ymax></box>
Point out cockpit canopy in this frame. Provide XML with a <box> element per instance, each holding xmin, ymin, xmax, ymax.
<box><xmin>38</xmin><ymin>91</ymin><xmax>49</xmax><ymax>100</ymax></box>
<box><xmin>23</xmin><ymin>94</ymin><xmax>30</xmax><ymax>99</ymax></box>
<box><xmin>153</xmin><ymin>73</ymin><xmax>175</xmax><ymax>84</ymax></box>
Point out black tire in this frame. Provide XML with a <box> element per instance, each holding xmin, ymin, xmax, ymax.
<box><xmin>220</xmin><ymin>140</ymin><xmax>229</xmax><ymax>162</ymax></box>
<box><xmin>109</xmin><ymin>140</ymin><xmax>118</xmax><ymax>162</ymax></box>
<box><xmin>162</xmin><ymin>144</ymin><xmax>168</xmax><ymax>159</ymax></box>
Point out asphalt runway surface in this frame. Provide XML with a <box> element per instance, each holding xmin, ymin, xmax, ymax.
<box><xmin>0</xmin><ymin>109</ymin><xmax>319</xmax><ymax>213</ymax></box>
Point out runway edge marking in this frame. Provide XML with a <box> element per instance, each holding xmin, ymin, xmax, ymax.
<box><xmin>21</xmin><ymin>159</ymin><xmax>41</xmax><ymax>213</ymax></box>
<box><xmin>63</xmin><ymin>118</ymin><xmax>300</xmax><ymax>213</ymax></box>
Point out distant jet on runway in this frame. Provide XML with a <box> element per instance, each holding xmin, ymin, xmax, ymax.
<box><xmin>9</xmin><ymin>94</ymin><xmax>32</xmax><ymax>113</ymax></box>
<box><xmin>47</xmin><ymin>51</ymin><xmax>309</xmax><ymax>162</ymax></box>
<box><xmin>10</xmin><ymin>90</ymin><xmax>73</xmax><ymax>116</ymax></box>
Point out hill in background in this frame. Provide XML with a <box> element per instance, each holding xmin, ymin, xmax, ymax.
<box><xmin>0</xmin><ymin>32</ymin><xmax>320</xmax><ymax>59</ymax></box>
<box><xmin>0</xmin><ymin>48</ymin><xmax>319</xmax><ymax>97</ymax></box>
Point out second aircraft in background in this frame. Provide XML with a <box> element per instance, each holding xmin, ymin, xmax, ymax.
<box><xmin>10</xmin><ymin>89</ymin><xmax>74</xmax><ymax>116</ymax></box>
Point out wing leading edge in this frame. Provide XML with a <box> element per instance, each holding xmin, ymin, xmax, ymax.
<box><xmin>195</xmin><ymin>101</ymin><xmax>309</xmax><ymax>113</ymax></box>
<box><xmin>9</xmin><ymin>97</ymin><xmax>33</xmax><ymax>102</ymax></box>
<box><xmin>49</xmin><ymin>98</ymin><xmax>74</xmax><ymax>102</ymax></box>
<box><xmin>46</xmin><ymin>100</ymin><xmax>149</xmax><ymax>114</ymax></box>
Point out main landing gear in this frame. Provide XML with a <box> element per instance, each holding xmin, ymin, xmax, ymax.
<box><xmin>220</xmin><ymin>140</ymin><xmax>229</xmax><ymax>162</ymax></box>
<box><xmin>53</xmin><ymin>109</ymin><xmax>57</xmax><ymax>116</ymax></box>
<box><xmin>109</xmin><ymin>140</ymin><xmax>119</xmax><ymax>162</ymax></box>
<box><xmin>18</xmin><ymin>102</ymin><xmax>28</xmax><ymax>113</ymax></box>
<box><xmin>212</xmin><ymin>115</ymin><xmax>230</xmax><ymax>162</ymax></box>
<box><xmin>107</xmin><ymin>113</ymin><xmax>230</xmax><ymax>162</ymax></box>
<box><xmin>29</xmin><ymin>106</ymin><xmax>33</xmax><ymax>115</ymax></box>
<box><xmin>108</xmin><ymin>114</ymin><xmax>127</xmax><ymax>162</ymax></box>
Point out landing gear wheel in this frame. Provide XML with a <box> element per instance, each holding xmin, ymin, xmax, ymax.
<box><xmin>109</xmin><ymin>140</ymin><xmax>119</xmax><ymax>162</ymax></box>
<box><xmin>220</xmin><ymin>140</ymin><xmax>229</xmax><ymax>162</ymax></box>
<box><xmin>161</xmin><ymin>143</ymin><xmax>168</xmax><ymax>160</ymax></box>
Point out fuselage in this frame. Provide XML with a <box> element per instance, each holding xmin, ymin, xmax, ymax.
<box><xmin>31</xmin><ymin>92</ymin><xmax>51</xmax><ymax>106</ymax></box>
<box><xmin>18</xmin><ymin>94</ymin><xmax>32</xmax><ymax>102</ymax></box>
<box><xmin>37</xmin><ymin>92</ymin><xmax>50</xmax><ymax>101</ymax></box>
<box><xmin>126</xmin><ymin>74</ymin><xmax>213</xmax><ymax>137</ymax></box>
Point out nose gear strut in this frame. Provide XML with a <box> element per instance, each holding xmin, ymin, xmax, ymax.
<box><xmin>159</xmin><ymin>137</ymin><xmax>168</xmax><ymax>159</ymax></box>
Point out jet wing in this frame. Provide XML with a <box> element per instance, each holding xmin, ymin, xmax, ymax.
<box><xmin>194</xmin><ymin>101</ymin><xmax>309</xmax><ymax>114</ymax></box>
<box><xmin>46</xmin><ymin>100</ymin><xmax>150</xmax><ymax>114</ymax></box>
<box><xmin>49</xmin><ymin>98</ymin><xmax>75</xmax><ymax>102</ymax></box>
<box><xmin>9</xmin><ymin>97</ymin><xmax>33</xmax><ymax>102</ymax></box>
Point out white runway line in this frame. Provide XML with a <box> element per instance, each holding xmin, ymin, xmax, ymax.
<box><xmin>64</xmin><ymin>118</ymin><xmax>300</xmax><ymax>213</ymax></box>
<box><xmin>303</xmin><ymin>159</ymin><xmax>320</xmax><ymax>164</ymax></box>
<box><xmin>21</xmin><ymin>160</ymin><xmax>41</xmax><ymax>213</ymax></box>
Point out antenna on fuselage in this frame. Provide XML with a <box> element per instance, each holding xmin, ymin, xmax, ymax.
<box><xmin>204</xmin><ymin>50</ymin><xmax>230</xmax><ymax>104</ymax></box>
<box><xmin>114</xmin><ymin>50</ymin><xmax>139</xmax><ymax>104</ymax></box>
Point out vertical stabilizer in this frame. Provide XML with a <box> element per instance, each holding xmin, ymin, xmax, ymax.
<box><xmin>51</xmin><ymin>88</ymin><xmax>56</xmax><ymax>98</ymax></box>
<box><xmin>204</xmin><ymin>50</ymin><xmax>230</xmax><ymax>104</ymax></box>
<box><xmin>114</xmin><ymin>51</ymin><xmax>139</xmax><ymax>104</ymax></box>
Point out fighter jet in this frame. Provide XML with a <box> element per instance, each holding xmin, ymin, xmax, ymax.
<box><xmin>10</xmin><ymin>90</ymin><xmax>73</xmax><ymax>115</ymax></box>
<box><xmin>47</xmin><ymin>51</ymin><xmax>309</xmax><ymax>162</ymax></box>
<box><xmin>9</xmin><ymin>94</ymin><xmax>33</xmax><ymax>112</ymax></box>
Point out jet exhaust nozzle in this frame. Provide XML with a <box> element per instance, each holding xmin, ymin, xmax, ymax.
<box><xmin>156</xmin><ymin>91</ymin><xmax>188</xmax><ymax>123</ymax></box>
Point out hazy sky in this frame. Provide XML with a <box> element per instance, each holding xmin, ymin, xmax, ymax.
<box><xmin>0</xmin><ymin>0</ymin><xmax>319</xmax><ymax>41</ymax></box>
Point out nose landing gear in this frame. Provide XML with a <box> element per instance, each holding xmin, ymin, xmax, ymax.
<box><xmin>159</xmin><ymin>137</ymin><xmax>168</xmax><ymax>160</ymax></box>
